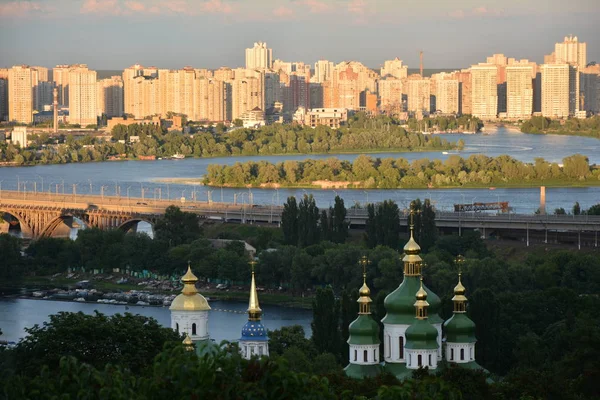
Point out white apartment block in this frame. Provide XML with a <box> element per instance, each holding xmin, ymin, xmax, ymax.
<box><xmin>381</xmin><ymin>58</ymin><xmax>408</xmax><ymax>79</ymax></box>
<box><xmin>406</xmin><ymin>78</ymin><xmax>431</xmax><ymax>114</ymax></box>
<box><xmin>245</xmin><ymin>42</ymin><xmax>273</xmax><ymax>70</ymax></box>
<box><xmin>555</xmin><ymin>35</ymin><xmax>587</xmax><ymax>69</ymax></box>
<box><xmin>471</xmin><ymin>64</ymin><xmax>498</xmax><ymax>119</ymax></box>
<box><xmin>435</xmin><ymin>80</ymin><xmax>459</xmax><ymax>114</ymax></box>
<box><xmin>506</xmin><ymin>65</ymin><xmax>533</xmax><ymax>119</ymax></box>
<box><xmin>8</xmin><ymin>66</ymin><xmax>36</xmax><ymax>124</ymax></box>
<box><xmin>97</xmin><ymin>76</ymin><xmax>124</xmax><ymax>118</ymax></box>
<box><xmin>68</xmin><ymin>66</ymin><xmax>98</xmax><ymax>126</ymax></box>
<box><xmin>541</xmin><ymin>63</ymin><xmax>574</xmax><ymax>118</ymax></box>
<box><xmin>378</xmin><ymin>79</ymin><xmax>403</xmax><ymax>111</ymax></box>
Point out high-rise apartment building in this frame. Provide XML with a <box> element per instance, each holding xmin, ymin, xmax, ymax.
<box><xmin>470</xmin><ymin>64</ymin><xmax>498</xmax><ymax>119</ymax></box>
<box><xmin>123</xmin><ymin>64</ymin><xmax>158</xmax><ymax>117</ymax></box>
<box><xmin>68</xmin><ymin>65</ymin><xmax>98</xmax><ymax>126</ymax></box>
<box><xmin>580</xmin><ymin>65</ymin><xmax>600</xmax><ymax>114</ymax></box>
<box><xmin>541</xmin><ymin>63</ymin><xmax>579</xmax><ymax>118</ymax></box>
<box><xmin>97</xmin><ymin>76</ymin><xmax>124</xmax><ymax>118</ymax></box>
<box><xmin>314</xmin><ymin>60</ymin><xmax>334</xmax><ymax>83</ymax></box>
<box><xmin>245</xmin><ymin>42</ymin><xmax>273</xmax><ymax>70</ymax></box>
<box><xmin>280</xmin><ymin>71</ymin><xmax>309</xmax><ymax>113</ymax></box>
<box><xmin>0</xmin><ymin>78</ymin><xmax>8</xmax><ymax>121</ymax></box>
<box><xmin>378</xmin><ymin>79</ymin><xmax>403</xmax><ymax>113</ymax></box>
<box><xmin>332</xmin><ymin>62</ymin><xmax>378</xmax><ymax>110</ymax></box>
<box><xmin>195</xmin><ymin>78</ymin><xmax>226</xmax><ymax>122</ymax></box>
<box><xmin>555</xmin><ymin>35</ymin><xmax>587</xmax><ymax>68</ymax></box>
<box><xmin>381</xmin><ymin>58</ymin><xmax>408</xmax><ymax>79</ymax></box>
<box><xmin>231</xmin><ymin>70</ymin><xmax>264</xmax><ymax>120</ymax></box>
<box><xmin>506</xmin><ymin>65</ymin><xmax>533</xmax><ymax>119</ymax></box>
<box><xmin>435</xmin><ymin>80</ymin><xmax>459</xmax><ymax>114</ymax></box>
<box><xmin>8</xmin><ymin>65</ymin><xmax>36</xmax><ymax>124</ymax></box>
<box><xmin>53</xmin><ymin>65</ymin><xmax>71</xmax><ymax>106</ymax></box>
<box><xmin>406</xmin><ymin>77</ymin><xmax>431</xmax><ymax>115</ymax></box>
<box><xmin>35</xmin><ymin>81</ymin><xmax>54</xmax><ymax>111</ymax></box>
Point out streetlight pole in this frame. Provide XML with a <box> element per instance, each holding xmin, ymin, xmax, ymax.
<box><xmin>37</xmin><ymin>175</ymin><xmax>44</xmax><ymax>192</ymax></box>
<box><xmin>88</xmin><ymin>179</ymin><xmax>92</xmax><ymax>194</ymax></box>
<box><xmin>127</xmin><ymin>186</ymin><xmax>131</xmax><ymax>206</ymax></box>
<box><xmin>17</xmin><ymin>175</ymin><xmax>20</xmax><ymax>193</ymax></box>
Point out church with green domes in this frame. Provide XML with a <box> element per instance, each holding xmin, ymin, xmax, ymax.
<box><xmin>345</xmin><ymin>223</ymin><xmax>482</xmax><ymax>379</ymax></box>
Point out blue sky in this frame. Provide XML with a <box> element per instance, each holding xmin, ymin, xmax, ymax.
<box><xmin>1</xmin><ymin>0</ymin><xmax>599</xmax><ymax>70</ymax></box>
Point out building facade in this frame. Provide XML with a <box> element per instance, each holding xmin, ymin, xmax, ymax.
<box><xmin>68</xmin><ymin>65</ymin><xmax>98</xmax><ymax>126</ymax></box>
<box><xmin>8</xmin><ymin>66</ymin><xmax>36</xmax><ymax>124</ymax></box>
<box><xmin>471</xmin><ymin>64</ymin><xmax>498</xmax><ymax>119</ymax></box>
<box><xmin>541</xmin><ymin>63</ymin><xmax>578</xmax><ymax>118</ymax></box>
<box><xmin>555</xmin><ymin>35</ymin><xmax>587</xmax><ymax>68</ymax></box>
<box><xmin>506</xmin><ymin>65</ymin><xmax>534</xmax><ymax>119</ymax></box>
<box><xmin>245</xmin><ymin>42</ymin><xmax>273</xmax><ymax>70</ymax></box>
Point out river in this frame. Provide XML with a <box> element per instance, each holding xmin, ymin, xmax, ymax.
<box><xmin>1</xmin><ymin>126</ymin><xmax>599</xmax><ymax>213</ymax></box>
<box><xmin>0</xmin><ymin>298</ymin><xmax>313</xmax><ymax>343</ymax></box>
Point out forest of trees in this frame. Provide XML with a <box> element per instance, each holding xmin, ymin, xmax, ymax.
<box><xmin>520</xmin><ymin>115</ymin><xmax>600</xmax><ymax>138</ymax></box>
<box><xmin>407</xmin><ymin>114</ymin><xmax>484</xmax><ymax>133</ymax></box>
<box><xmin>0</xmin><ymin>114</ymin><xmax>458</xmax><ymax>166</ymax></box>
<box><xmin>204</xmin><ymin>153</ymin><xmax>600</xmax><ymax>189</ymax></box>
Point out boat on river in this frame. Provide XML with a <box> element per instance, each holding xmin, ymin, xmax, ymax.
<box><xmin>171</xmin><ymin>154</ymin><xmax>185</xmax><ymax>159</ymax></box>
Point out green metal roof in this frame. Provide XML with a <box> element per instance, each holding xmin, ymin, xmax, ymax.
<box><xmin>382</xmin><ymin>276</ymin><xmax>443</xmax><ymax>325</ymax></box>
<box><xmin>443</xmin><ymin>313</ymin><xmax>477</xmax><ymax>343</ymax></box>
<box><xmin>405</xmin><ymin>319</ymin><xmax>439</xmax><ymax>350</ymax></box>
<box><xmin>344</xmin><ymin>363</ymin><xmax>382</xmax><ymax>379</ymax></box>
<box><xmin>383</xmin><ymin>362</ymin><xmax>412</xmax><ymax>380</ymax></box>
<box><xmin>348</xmin><ymin>315</ymin><xmax>381</xmax><ymax>345</ymax></box>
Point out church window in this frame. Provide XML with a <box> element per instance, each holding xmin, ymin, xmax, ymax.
<box><xmin>450</xmin><ymin>348</ymin><xmax>454</xmax><ymax>361</ymax></box>
<box><xmin>399</xmin><ymin>337</ymin><xmax>404</xmax><ymax>359</ymax></box>
<box><xmin>418</xmin><ymin>354</ymin><xmax>422</xmax><ymax>367</ymax></box>
<box><xmin>175</xmin><ymin>323</ymin><xmax>179</xmax><ymax>332</ymax></box>
<box><xmin>387</xmin><ymin>335</ymin><xmax>391</xmax><ymax>358</ymax></box>
<box><xmin>192</xmin><ymin>323</ymin><xmax>197</xmax><ymax>335</ymax></box>
<box><xmin>364</xmin><ymin>350</ymin><xmax>368</xmax><ymax>362</ymax></box>
<box><xmin>460</xmin><ymin>349</ymin><xmax>464</xmax><ymax>361</ymax></box>
<box><xmin>374</xmin><ymin>349</ymin><xmax>377</xmax><ymax>362</ymax></box>
<box><xmin>259</xmin><ymin>346</ymin><xmax>263</xmax><ymax>356</ymax></box>
<box><xmin>354</xmin><ymin>350</ymin><xmax>357</xmax><ymax>361</ymax></box>
<box><xmin>429</xmin><ymin>354</ymin><xmax>432</xmax><ymax>366</ymax></box>
<box><xmin>470</xmin><ymin>347</ymin><xmax>473</xmax><ymax>360</ymax></box>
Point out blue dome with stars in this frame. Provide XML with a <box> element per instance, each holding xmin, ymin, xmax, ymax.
<box><xmin>240</xmin><ymin>320</ymin><xmax>268</xmax><ymax>341</ymax></box>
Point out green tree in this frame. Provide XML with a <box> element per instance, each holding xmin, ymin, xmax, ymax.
<box><xmin>298</xmin><ymin>194</ymin><xmax>320</xmax><ymax>247</ymax></box>
<box><xmin>10</xmin><ymin>311</ymin><xmax>181</xmax><ymax>375</ymax></box>
<box><xmin>331</xmin><ymin>196</ymin><xmax>348</xmax><ymax>244</ymax></box>
<box><xmin>281</xmin><ymin>196</ymin><xmax>299</xmax><ymax>245</ymax></box>
<box><xmin>311</xmin><ymin>286</ymin><xmax>341</xmax><ymax>356</ymax></box>
<box><xmin>0</xmin><ymin>234</ymin><xmax>22</xmax><ymax>280</ymax></box>
<box><xmin>154</xmin><ymin>206</ymin><xmax>203</xmax><ymax>246</ymax></box>
<box><xmin>572</xmin><ymin>202</ymin><xmax>581</xmax><ymax>215</ymax></box>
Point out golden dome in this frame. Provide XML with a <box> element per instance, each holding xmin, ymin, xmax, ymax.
<box><xmin>416</xmin><ymin>279</ymin><xmax>428</xmax><ymax>301</ymax></box>
<box><xmin>170</xmin><ymin>293</ymin><xmax>211</xmax><ymax>311</ymax></box>
<box><xmin>403</xmin><ymin>232</ymin><xmax>421</xmax><ymax>255</ymax></box>
<box><xmin>169</xmin><ymin>264</ymin><xmax>211</xmax><ymax>311</ymax></box>
<box><xmin>454</xmin><ymin>273</ymin><xmax>466</xmax><ymax>296</ymax></box>
<box><xmin>359</xmin><ymin>282</ymin><xmax>371</xmax><ymax>297</ymax></box>
<box><xmin>183</xmin><ymin>334</ymin><xmax>194</xmax><ymax>351</ymax></box>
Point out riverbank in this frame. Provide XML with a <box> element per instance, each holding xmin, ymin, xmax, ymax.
<box><xmin>2</xmin><ymin>275</ymin><xmax>313</xmax><ymax>309</ymax></box>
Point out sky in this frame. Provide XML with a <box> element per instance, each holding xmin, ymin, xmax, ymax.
<box><xmin>0</xmin><ymin>0</ymin><xmax>599</xmax><ymax>71</ymax></box>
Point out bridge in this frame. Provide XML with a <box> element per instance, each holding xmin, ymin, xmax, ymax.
<box><xmin>1</xmin><ymin>190</ymin><xmax>599</xmax><ymax>247</ymax></box>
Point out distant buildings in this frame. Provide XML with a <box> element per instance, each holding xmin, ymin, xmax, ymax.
<box><xmin>11</xmin><ymin>126</ymin><xmax>28</xmax><ymax>147</ymax></box>
<box><xmin>506</xmin><ymin>64</ymin><xmax>534</xmax><ymax>119</ymax></box>
<box><xmin>470</xmin><ymin>64</ymin><xmax>498</xmax><ymax>119</ymax></box>
<box><xmin>2</xmin><ymin>34</ymin><xmax>594</xmax><ymax>126</ymax></box>
<box><xmin>245</xmin><ymin>42</ymin><xmax>273</xmax><ymax>70</ymax></box>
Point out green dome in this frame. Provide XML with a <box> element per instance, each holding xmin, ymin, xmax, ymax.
<box><xmin>443</xmin><ymin>313</ymin><xmax>476</xmax><ymax>343</ymax></box>
<box><xmin>348</xmin><ymin>315</ymin><xmax>380</xmax><ymax>345</ymax></box>
<box><xmin>405</xmin><ymin>319</ymin><xmax>439</xmax><ymax>350</ymax></box>
<box><xmin>383</xmin><ymin>276</ymin><xmax>442</xmax><ymax>325</ymax></box>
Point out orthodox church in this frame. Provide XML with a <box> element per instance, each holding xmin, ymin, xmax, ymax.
<box><xmin>345</xmin><ymin>223</ymin><xmax>481</xmax><ymax>379</ymax></box>
<box><xmin>170</xmin><ymin>262</ymin><xmax>269</xmax><ymax>359</ymax></box>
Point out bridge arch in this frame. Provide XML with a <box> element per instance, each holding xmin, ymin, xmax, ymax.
<box><xmin>39</xmin><ymin>214</ymin><xmax>89</xmax><ymax>239</ymax></box>
<box><xmin>118</xmin><ymin>218</ymin><xmax>155</xmax><ymax>237</ymax></box>
<box><xmin>0</xmin><ymin>209</ymin><xmax>33</xmax><ymax>238</ymax></box>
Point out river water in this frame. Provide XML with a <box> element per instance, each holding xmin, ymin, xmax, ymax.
<box><xmin>0</xmin><ymin>298</ymin><xmax>313</xmax><ymax>343</ymax></box>
<box><xmin>0</xmin><ymin>126</ymin><xmax>599</xmax><ymax>213</ymax></box>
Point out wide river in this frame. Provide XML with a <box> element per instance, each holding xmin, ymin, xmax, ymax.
<box><xmin>0</xmin><ymin>298</ymin><xmax>313</xmax><ymax>343</ymax></box>
<box><xmin>1</xmin><ymin>126</ymin><xmax>599</xmax><ymax>213</ymax></box>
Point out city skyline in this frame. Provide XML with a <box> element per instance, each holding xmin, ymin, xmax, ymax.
<box><xmin>1</xmin><ymin>0</ymin><xmax>599</xmax><ymax>69</ymax></box>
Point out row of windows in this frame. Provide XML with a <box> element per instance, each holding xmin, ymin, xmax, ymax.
<box><xmin>353</xmin><ymin>348</ymin><xmax>379</xmax><ymax>363</ymax></box>
<box><xmin>449</xmin><ymin>347</ymin><xmax>474</xmax><ymax>361</ymax></box>
<box><xmin>175</xmin><ymin>322</ymin><xmax>197</xmax><ymax>335</ymax></box>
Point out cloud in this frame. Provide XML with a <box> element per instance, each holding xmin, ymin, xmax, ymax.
<box><xmin>125</xmin><ymin>1</ymin><xmax>145</xmax><ymax>12</ymax></box>
<box><xmin>80</xmin><ymin>0</ymin><xmax>121</xmax><ymax>15</ymax></box>
<box><xmin>273</xmin><ymin>5</ymin><xmax>294</xmax><ymax>18</ymax></box>
<box><xmin>200</xmin><ymin>0</ymin><xmax>234</xmax><ymax>14</ymax></box>
<box><xmin>449</xmin><ymin>6</ymin><xmax>504</xmax><ymax>19</ymax></box>
<box><xmin>300</xmin><ymin>0</ymin><xmax>331</xmax><ymax>14</ymax></box>
<box><xmin>0</xmin><ymin>1</ymin><xmax>52</xmax><ymax>17</ymax></box>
